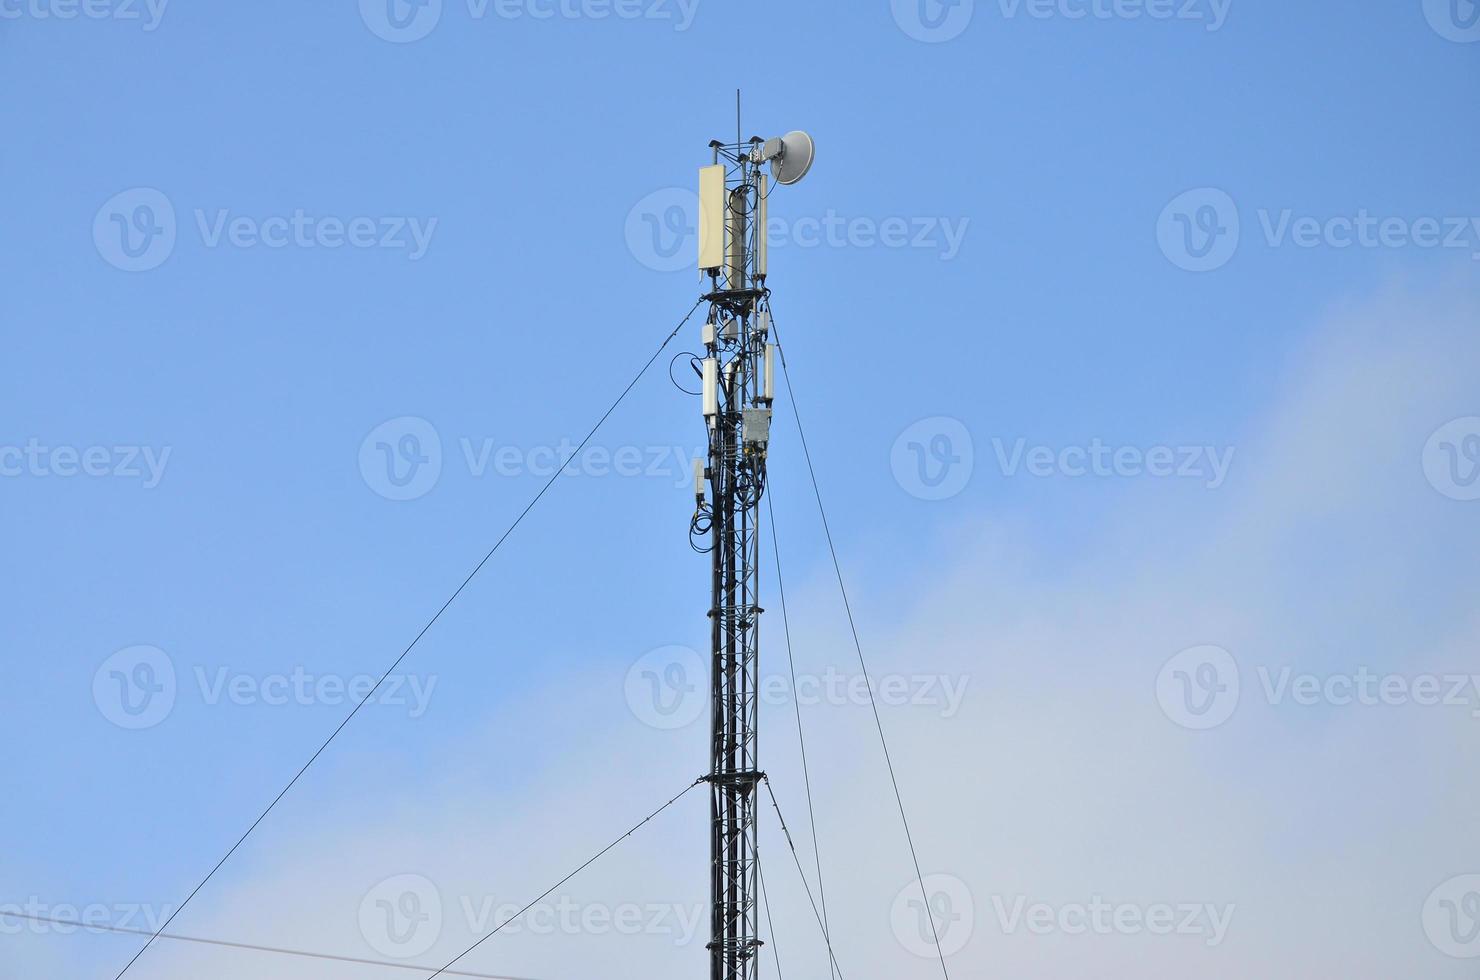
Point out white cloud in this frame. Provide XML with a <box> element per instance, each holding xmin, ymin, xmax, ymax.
<box><xmin>33</xmin><ymin>278</ymin><xmax>1480</xmax><ymax>979</ymax></box>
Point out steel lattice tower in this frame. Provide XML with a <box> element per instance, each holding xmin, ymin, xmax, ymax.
<box><xmin>688</xmin><ymin>126</ymin><xmax>784</xmax><ymax>980</ymax></box>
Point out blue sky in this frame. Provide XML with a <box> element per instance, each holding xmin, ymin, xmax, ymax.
<box><xmin>2</xmin><ymin>2</ymin><xmax>1479</xmax><ymax>978</ymax></box>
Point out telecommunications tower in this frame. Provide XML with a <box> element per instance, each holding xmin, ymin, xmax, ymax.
<box><xmin>687</xmin><ymin>117</ymin><xmax>815</xmax><ymax>980</ymax></box>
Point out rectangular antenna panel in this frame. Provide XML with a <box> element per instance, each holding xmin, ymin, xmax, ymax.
<box><xmin>702</xmin><ymin>357</ymin><xmax>719</xmax><ymax>417</ymax></box>
<box><xmin>757</xmin><ymin>174</ymin><xmax>769</xmax><ymax>278</ymax></box>
<box><xmin>698</xmin><ymin>165</ymin><xmax>725</xmax><ymax>271</ymax></box>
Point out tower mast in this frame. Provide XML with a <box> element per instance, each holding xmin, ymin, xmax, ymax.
<box><xmin>689</xmin><ymin>114</ymin><xmax>812</xmax><ymax>980</ymax></box>
<box><xmin>696</xmin><ymin>133</ymin><xmax>769</xmax><ymax>980</ymax></box>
